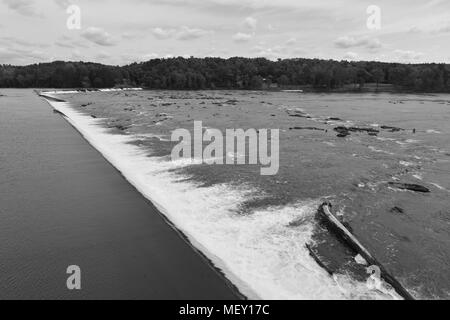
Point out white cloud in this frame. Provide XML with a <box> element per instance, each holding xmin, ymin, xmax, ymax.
<box><xmin>343</xmin><ymin>51</ymin><xmax>358</xmax><ymax>61</ymax></box>
<box><xmin>286</xmin><ymin>38</ymin><xmax>297</xmax><ymax>46</ymax></box>
<box><xmin>0</xmin><ymin>0</ymin><xmax>449</xmax><ymax>65</ymax></box>
<box><xmin>2</xmin><ymin>0</ymin><xmax>41</xmax><ymax>17</ymax></box>
<box><xmin>53</xmin><ymin>0</ymin><xmax>73</xmax><ymax>9</ymax></box>
<box><xmin>152</xmin><ymin>27</ymin><xmax>175</xmax><ymax>40</ymax></box>
<box><xmin>151</xmin><ymin>26</ymin><xmax>210</xmax><ymax>40</ymax></box>
<box><xmin>81</xmin><ymin>27</ymin><xmax>116</xmax><ymax>46</ymax></box>
<box><xmin>55</xmin><ymin>40</ymin><xmax>74</xmax><ymax>48</ymax></box>
<box><xmin>55</xmin><ymin>36</ymin><xmax>89</xmax><ymax>49</ymax></box>
<box><xmin>334</xmin><ymin>36</ymin><xmax>382</xmax><ymax>50</ymax></box>
<box><xmin>0</xmin><ymin>36</ymin><xmax>48</xmax><ymax>48</ymax></box>
<box><xmin>232</xmin><ymin>32</ymin><xmax>253</xmax><ymax>42</ymax></box>
<box><xmin>433</xmin><ymin>23</ymin><xmax>450</xmax><ymax>34</ymax></box>
<box><xmin>393</xmin><ymin>49</ymin><xmax>423</xmax><ymax>62</ymax></box>
<box><xmin>176</xmin><ymin>26</ymin><xmax>211</xmax><ymax>40</ymax></box>
<box><xmin>0</xmin><ymin>47</ymin><xmax>48</xmax><ymax>64</ymax></box>
<box><xmin>252</xmin><ymin>45</ymin><xmax>286</xmax><ymax>60</ymax></box>
<box><xmin>244</xmin><ymin>16</ymin><xmax>257</xmax><ymax>30</ymax></box>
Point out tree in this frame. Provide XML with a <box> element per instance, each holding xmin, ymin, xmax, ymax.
<box><xmin>372</xmin><ymin>68</ymin><xmax>385</xmax><ymax>88</ymax></box>
<box><xmin>277</xmin><ymin>75</ymin><xmax>289</xmax><ymax>86</ymax></box>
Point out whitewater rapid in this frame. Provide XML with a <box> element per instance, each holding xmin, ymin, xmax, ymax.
<box><xmin>41</xmin><ymin>92</ymin><xmax>398</xmax><ymax>300</ymax></box>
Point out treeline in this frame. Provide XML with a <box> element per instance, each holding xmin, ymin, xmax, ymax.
<box><xmin>1</xmin><ymin>57</ymin><xmax>449</xmax><ymax>92</ymax></box>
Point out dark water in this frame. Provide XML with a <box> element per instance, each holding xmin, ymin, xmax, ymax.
<box><xmin>54</xmin><ymin>89</ymin><xmax>450</xmax><ymax>299</ymax></box>
<box><xmin>0</xmin><ymin>89</ymin><xmax>239</xmax><ymax>299</ymax></box>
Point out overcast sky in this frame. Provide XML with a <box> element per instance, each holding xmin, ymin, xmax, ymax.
<box><xmin>1</xmin><ymin>0</ymin><xmax>449</xmax><ymax>65</ymax></box>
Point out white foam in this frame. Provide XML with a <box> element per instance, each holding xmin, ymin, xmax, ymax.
<box><xmin>42</xmin><ymin>96</ymin><xmax>399</xmax><ymax>300</ymax></box>
<box><xmin>376</xmin><ymin>137</ymin><xmax>396</xmax><ymax>142</ymax></box>
<box><xmin>368</xmin><ymin>146</ymin><xmax>395</xmax><ymax>155</ymax></box>
<box><xmin>40</xmin><ymin>88</ymin><xmax>142</xmax><ymax>95</ymax></box>
<box><xmin>135</xmin><ymin>133</ymin><xmax>170</xmax><ymax>142</ymax></box>
<box><xmin>430</xmin><ymin>183</ymin><xmax>449</xmax><ymax>192</ymax></box>
<box><xmin>98</xmin><ymin>88</ymin><xmax>143</xmax><ymax>92</ymax></box>
<box><xmin>323</xmin><ymin>141</ymin><xmax>336</xmax><ymax>147</ymax></box>
<box><xmin>399</xmin><ymin>161</ymin><xmax>415</xmax><ymax>167</ymax></box>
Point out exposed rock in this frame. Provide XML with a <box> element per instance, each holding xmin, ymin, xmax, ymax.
<box><xmin>115</xmin><ymin>125</ymin><xmax>128</xmax><ymax>131</ymax></box>
<box><xmin>224</xmin><ymin>99</ymin><xmax>238</xmax><ymax>105</ymax></box>
<box><xmin>337</xmin><ymin>132</ymin><xmax>350</xmax><ymax>138</ymax></box>
<box><xmin>289</xmin><ymin>126</ymin><xmax>325</xmax><ymax>131</ymax></box>
<box><xmin>388</xmin><ymin>182</ymin><xmax>430</xmax><ymax>193</ymax></box>
<box><xmin>381</xmin><ymin>125</ymin><xmax>404</xmax><ymax>132</ymax></box>
<box><xmin>349</xmin><ymin>127</ymin><xmax>380</xmax><ymax>134</ymax></box>
<box><xmin>390</xmin><ymin>206</ymin><xmax>404</xmax><ymax>214</ymax></box>
<box><xmin>286</xmin><ymin>110</ymin><xmax>311</xmax><ymax>118</ymax></box>
<box><xmin>334</xmin><ymin>126</ymin><xmax>347</xmax><ymax>133</ymax></box>
<box><xmin>334</xmin><ymin>126</ymin><xmax>351</xmax><ymax>137</ymax></box>
<box><xmin>334</xmin><ymin>126</ymin><xmax>379</xmax><ymax>137</ymax></box>
<box><xmin>289</xmin><ymin>114</ymin><xmax>311</xmax><ymax>119</ymax></box>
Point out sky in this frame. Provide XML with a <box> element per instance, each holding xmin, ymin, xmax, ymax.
<box><xmin>0</xmin><ymin>0</ymin><xmax>449</xmax><ymax>65</ymax></box>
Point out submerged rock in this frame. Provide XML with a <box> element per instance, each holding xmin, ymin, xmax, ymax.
<box><xmin>388</xmin><ymin>182</ymin><xmax>430</xmax><ymax>193</ymax></box>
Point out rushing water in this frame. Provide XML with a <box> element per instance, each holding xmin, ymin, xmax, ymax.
<box><xmin>46</xmin><ymin>89</ymin><xmax>450</xmax><ymax>300</ymax></box>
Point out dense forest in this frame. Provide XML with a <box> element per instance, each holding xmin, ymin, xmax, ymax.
<box><xmin>1</xmin><ymin>57</ymin><xmax>450</xmax><ymax>92</ymax></box>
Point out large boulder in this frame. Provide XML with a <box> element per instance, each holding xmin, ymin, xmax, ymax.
<box><xmin>388</xmin><ymin>182</ymin><xmax>430</xmax><ymax>193</ymax></box>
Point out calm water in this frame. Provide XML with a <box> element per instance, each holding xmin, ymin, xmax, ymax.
<box><xmin>0</xmin><ymin>89</ymin><xmax>239</xmax><ymax>299</ymax></box>
<box><xmin>53</xmin><ymin>89</ymin><xmax>450</xmax><ymax>299</ymax></box>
